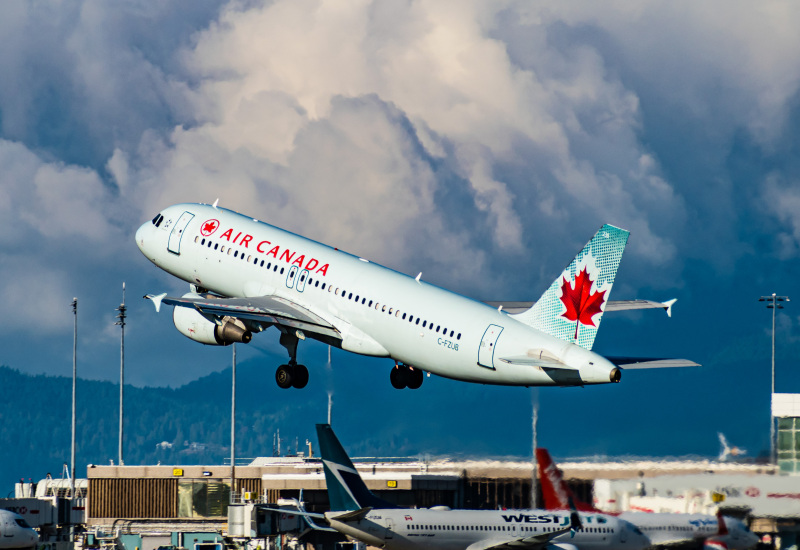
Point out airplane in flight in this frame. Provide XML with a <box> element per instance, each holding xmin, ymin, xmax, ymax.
<box><xmin>136</xmin><ymin>202</ymin><xmax>697</xmax><ymax>389</ymax></box>
<box><xmin>305</xmin><ymin>423</ymin><xmax>652</xmax><ymax>550</ymax></box>
<box><xmin>0</xmin><ymin>509</ymin><xmax>38</xmax><ymax>550</ymax></box>
<box><xmin>535</xmin><ymin>449</ymin><xmax>759</xmax><ymax>550</ymax></box>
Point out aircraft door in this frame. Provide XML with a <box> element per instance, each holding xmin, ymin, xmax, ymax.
<box><xmin>168</xmin><ymin>211</ymin><xmax>194</xmax><ymax>255</ymax></box>
<box><xmin>286</xmin><ymin>265</ymin><xmax>298</xmax><ymax>288</ymax></box>
<box><xmin>619</xmin><ymin>522</ymin><xmax>627</xmax><ymax>543</ymax></box>
<box><xmin>296</xmin><ymin>269</ymin><xmax>309</xmax><ymax>292</ymax></box>
<box><xmin>384</xmin><ymin>518</ymin><xmax>394</xmax><ymax>540</ymax></box>
<box><xmin>478</xmin><ymin>324</ymin><xmax>504</xmax><ymax>369</ymax></box>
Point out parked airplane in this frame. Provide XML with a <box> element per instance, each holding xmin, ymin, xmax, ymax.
<box><xmin>311</xmin><ymin>423</ymin><xmax>650</xmax><ymax>550</ymax></box>
<box><xmin>0</xmin><ymin>509</ymin><xmax>38</xmax><ymax>550</ymax></box>
<box><xmin>136</xmin><ymin>202</ymin><xmax>697</xmax><ymax>389</ymax></box>
<box><xmin>535</xmin><ymin>449</ymin><xmax>759</xmax><ymax>550</ymax></box>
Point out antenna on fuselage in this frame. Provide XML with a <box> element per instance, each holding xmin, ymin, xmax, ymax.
<box><xmin>212</xmin><ymin>198</ymin><xmax>219</xmax><ymax>209</ymax></box>
<box><xmin>415</xmin><ymin>272</ymin><xmax>422</xmax><ymax>283</ymax></box>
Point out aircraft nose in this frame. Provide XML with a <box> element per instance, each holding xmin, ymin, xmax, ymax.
<box><xmin>135</xmin><ymin>221</ymin><xmax>149</xmax><ymax>253</ymax></box>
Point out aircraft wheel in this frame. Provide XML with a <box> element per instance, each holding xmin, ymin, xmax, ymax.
<box><xmin>292</xmin><ymin>364</ymin><xmax>309</xmax><ymax>389</ymax></box>
<box><xmin>390</xmin><ymin>366</ymin><xmax>407</xmax><ymax>389</ymax></box>
<box><xmin>276</xmin><ymin>364</ymin><xmax>293</xmax><ymax>389</ymax></box>
<box><xmin>407</xmin><ymin>367</ymin><xmax>423</xmax><ymax>390</ymax></box>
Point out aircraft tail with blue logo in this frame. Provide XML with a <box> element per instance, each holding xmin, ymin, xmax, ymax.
<box><xmin>316</xmin><ymin>424</ymin><xmax>397</xmax><ymax>512</ymax></box>
<box><xmin>511</xmin><ymin>224</ymin><xmax>629</xmax><ymax>350</ymax></box>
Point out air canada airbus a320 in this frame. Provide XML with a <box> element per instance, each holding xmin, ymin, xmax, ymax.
<box><xmin>136</xmin><ymin>201</ymin><xmax>698</xmax><ymax>390</ymax></box>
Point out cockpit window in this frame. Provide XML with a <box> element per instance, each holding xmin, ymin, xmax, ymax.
<box><xmin>632</xmin><ymin>526</ymin><xmax>643</xmax><ymax>536</ymax></box>
<box><xmin>151</xmin><ymin>214</ymin><xmax>164</xmax><ymax>227</ymax></box>
<box><xmin>15</xmin><ymin>519</ymin><xmax>31</xmax><ymax>529</ymax></box>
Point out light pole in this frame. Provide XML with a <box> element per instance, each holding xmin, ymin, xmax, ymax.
<box><xmin>759</xmin><ymin>293</ymin><xmax>789</xmax><ymax>465</ymax></box>
<box><xmin>230</xmin><ymin>343</ymin><xmax>236</xmax><ymax>503</ymax></box>
<box><xmin>71</xmin><ymin>298</ymin><xmax>77</xmax><ymax>498</ymax></box>
<box><xmin>115</xmin><ymin>283</ymin><xmax>127</xmax><ymax>466</ymax></box>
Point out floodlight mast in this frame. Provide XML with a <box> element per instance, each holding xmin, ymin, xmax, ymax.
<box><xmin>759</xmin><ymin>293</ymin><xmax>790</xmax><ymax>465</ymax></box>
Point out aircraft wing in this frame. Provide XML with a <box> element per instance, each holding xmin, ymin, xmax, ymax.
<box><xmin>466</xmin><ymin>524</ymin><xmax>575</xmax><ymax>550</ymax></box>
<box><xmin>606</xmin><ymin>357</ymin><xmax>701</xmax><ymax>369</ymax></box>
<box><xmin>485</xmin><ymin>299</ymin><xmax>676</xmax><ymax>316</ymax></box>
<box><xmin>145</xmin><ymin>292</ymin><xmax>342</xmax><ymax>340</ymax></box>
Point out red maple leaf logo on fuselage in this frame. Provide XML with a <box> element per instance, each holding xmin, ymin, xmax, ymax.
<box><xmin>559</xmin><ymin>266</ymin><xmax>606</xmax><ymax>340</ymax></box>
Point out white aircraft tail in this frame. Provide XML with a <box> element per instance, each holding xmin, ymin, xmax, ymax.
<box><xmin>512</xmin><ymin>224</ymin><xmax>629</xmax><ymax>350</ymax></box>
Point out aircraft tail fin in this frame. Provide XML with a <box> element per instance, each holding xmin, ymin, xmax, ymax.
<box><xmin>536</xmin><ymin>448</ymin><xmax>599</xmax><ymax>512</ymax></box>
<box><xmin>316</xmin><ymin>424</ymin><xmax>397</xmax><ymax>512</ymax></box>
<box><xmin>512</xmin><ymin>225</ymin><xmax>629</xmax><ymax>350</ymax></box>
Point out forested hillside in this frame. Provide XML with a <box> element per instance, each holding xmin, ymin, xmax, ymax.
<box><xmin>0</xmin><ymin>359</ymin><xmax>328</xmax><ymax>492</ymax></box>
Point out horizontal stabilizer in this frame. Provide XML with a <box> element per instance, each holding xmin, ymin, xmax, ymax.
<box><xmin>328</xmin><ymin>507</ymin><xmax>372</xmax><ymax>522</ymax></box>
<box><xmin>607</xmin><ymin>357</ymin><xmax>700</xmax><ymax>369</ymax></box>
<box><xmin>484</xmin><ymin>299</ymin><xmax>677</xmax><ymax>316</ymax></box>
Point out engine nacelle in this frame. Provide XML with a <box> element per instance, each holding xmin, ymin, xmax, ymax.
<box><xmin>173</xmin><ymin>295</ymin><xmax>252</xmax><ymax>346</ymax></box>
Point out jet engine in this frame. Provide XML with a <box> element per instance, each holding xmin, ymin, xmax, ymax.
<box><xmin>173</xmin><ymin>296</ymin><xmax>252</xmax><ymax>346</ymax></box>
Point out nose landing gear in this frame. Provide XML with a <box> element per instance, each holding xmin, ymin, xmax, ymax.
<box><xmin>390</xmin><ymin>363</ymin><xmax>424</xmax><ymax>389</ymax></box>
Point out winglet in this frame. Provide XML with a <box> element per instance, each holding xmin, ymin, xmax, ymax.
<box><xmin>145</xmin><ymin>293</ymin><xmax>167</xmax><ymax>313</ymax></box>
<box><xmin>662</xmin><ymin>298</ymin><xmax>677</xmax><ymax>317</ymax></box>
<box><xmin>568</xmin><ymin>495</ymin><xmax>583</xmax><ymax>536</ymax></box>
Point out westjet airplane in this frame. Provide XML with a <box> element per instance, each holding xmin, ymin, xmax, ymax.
<box><xmin>309</xmin><ymin>423</ymin><xmax>650</xmax><ymax>550</ymax></box>
<box><xmin>536</xmin><ymin>449</ymin><xmax>759</xmax><ymax>550</ymax></box>
<box><xmin>136</xmin><ymin>202</ymin><xmax>697</xmax><ymax>389</ymax></box>
<box><xmin>0</xmin><ymin>510</ymin><xmax>38</xmax><ymax>550</ymax></box>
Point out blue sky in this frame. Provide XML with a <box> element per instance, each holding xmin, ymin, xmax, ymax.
<box><xmin>1</xmin><ymin>0</ymin><xmax>800</xmax><ymax>463</ymax></box>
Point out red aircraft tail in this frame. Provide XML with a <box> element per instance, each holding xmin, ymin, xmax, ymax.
<box><xmin>536</xmin><ymin>448</ymin><xmax>599</xmax><ymax>512</ymax></box>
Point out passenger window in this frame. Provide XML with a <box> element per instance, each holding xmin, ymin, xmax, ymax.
<box><xmin>234</xmin><ymin>251</ymin><xmax>238</xmax><ymax>258</ymax></box>
<box><xmin>450</xmin><ymin>330</ymin><xmax>454</xmax><ymax>337</ymax></box>
<box><xmin>396</xmin><ymin>311</ymin><xmax>401</xmax><ymax>317</ymax></box>
<box><xmin>214</xmin><ymin>243</ymin><xmax>219</xmax><ymax>250</ymax></box>
<box><xmin>355</xmin><ymin>295</ymin><xmax>359</xmax><ymax>301</ymax></box>
<box><xmin>368</xmin><ymin>300</ymin><xmax>373</xmax><ymax>307</ymax></box>
<box><xmin>436</xmin><ymin>326</ymin><xmax>440</xmax><ymax>332</ymax></box>
<box><xmin>228</xmin><ymin>249</ymin><xmax>232</xmax><ymax>255</ymax></box>
<box><xmin>423</xmin><ymin>321</ymin><xmax>427</xmax><ymax>328</ymax></box>
<box><xmin>201</xmin><ymin>238</ymin><xmax>206</xmax><ymax>245</ymax></box>
<box><xmin>457</xmin><ymin>333</ymin><xmax>461</xmax><ymax>340</ymax></box>
<box><xmin>280</xmin><ymin>267</ymin><xmax>284</xmax><ymax>274</ymax></box>
<box><xmin>316</xmin><ymin>281</ymin><xmax>320</xmax><ymax>287</ymax></box>
<box><xmin>416</xmin><ymin>318</ymin><xmax>420</xmax><ymax>325</ymax></box>
<box><xmin>348</xmin><ymin>292</ymin><xmax>352</xmax><ymax>299</ymax></box>
<box><xmin>402</xmin><ymin>313</ymin><xmax>407</xmax><ymax>320</ymax></box>
<box><xmin>194</xmin><ymin>236</ymin><xmax>199</xmax><ymax>243</ymax></box>
<box><xmin>382</xmin><ymin>305</ymin><xmax>387</xmax><ymax>312</ymax></box>
<box><xmin>388</xmin><ymin>308</ymin><xmax>393</xmax><ymax>314</ymax></box>
<box><xmin>322</xmin><ymin>283</ymin><xmax>326</xmax><ymax>290</ymax></box>
<box><xmin>267</xmin><ymin>262</ymin><xmax>272</xmax><ymax>269</ymax></box>
<box><xmin>247</xmin><ymin>255</ymin><xmax>252</xmax><ymax>262</ymax></box>
<box><xmin>260</xmin><ymin>260</ymin><xmax>264</xmax><ymax>267</ymax></box>
<box><xmin>221</xmin><ymin>246</ymin><xmax>225</xmax><ymax>252</ymax></box>
<box><xmin>375</xmin><ymin>303</ymin><xmax>380</xmax><ymax>310</ymax></box>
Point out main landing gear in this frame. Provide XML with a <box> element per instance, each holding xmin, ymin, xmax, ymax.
<box><xmin>390</xmin><ymin>363</ymin><xmax>424</xmax><ymax>390</ymax></box>
<box><xmin>275</xmin><ymin>331</ymin><xmax>309</xmax><ymax>389</ymax></box>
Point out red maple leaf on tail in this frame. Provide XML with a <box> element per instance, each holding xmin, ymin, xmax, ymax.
<box><xmin>559</xmin><ymin>266</ymin><xmax>607</xmax><ymax>340</ymax></box>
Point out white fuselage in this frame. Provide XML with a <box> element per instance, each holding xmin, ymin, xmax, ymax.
<box><xmin>326</xmin><ymin>509</ymin><xmax>649</xmax><ymax>550</ymax></box>
<box><xmin>618</xmin><ymin>512</ymin><xmax>758</xmax><ymax>549</ymax></box>
<box><xmin>136</xmin><ymin>203</ymin><xmax>619</xmax><ymax>386</ymax></box>
<box><xmin>0</xmin><ymin>510</ymin><xmax>38</xmax><ymax>549</ymax></box>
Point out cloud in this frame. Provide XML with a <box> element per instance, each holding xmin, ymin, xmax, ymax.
<box><xmin>0</xmin><ymin>0</ymin><xmax>800</xmax><ymax>391</ymax></box>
